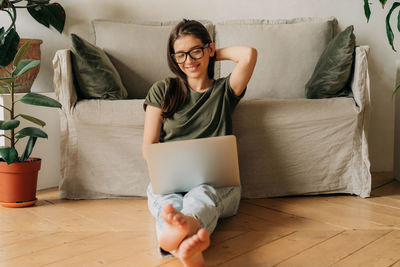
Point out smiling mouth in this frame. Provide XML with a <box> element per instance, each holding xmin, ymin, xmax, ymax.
<box><xmin>185</xmin><ymin>64</ymin><xmax>200</xmax><ymax>72</ymax></box>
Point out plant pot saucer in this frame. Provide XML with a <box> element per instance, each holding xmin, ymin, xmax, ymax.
<box><xmin>0</xmin><ymin>198</ymin><xmax>37</xmax><ymax>208</ymax></box>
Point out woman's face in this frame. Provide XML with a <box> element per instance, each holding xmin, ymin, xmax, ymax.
<box><xmin>173</xmin><ymin>35</ymin><xmax>215</xmax><ymax>81</ymax></box>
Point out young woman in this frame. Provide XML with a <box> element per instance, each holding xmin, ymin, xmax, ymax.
<box><xmin>142</xmin><ymin>19</ymin><xmax>257</xmax><ymax>267</ymax></box>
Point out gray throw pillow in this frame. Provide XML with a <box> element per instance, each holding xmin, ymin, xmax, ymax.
<box><xmin>70</xmin><ymin>33</ymin><xmax>128</xmax><ymax>100</ymax></box>
<box><xmin>305</xmin><ymin>25</ymin><xmax>355</xmax><ymax>99</ymax></box>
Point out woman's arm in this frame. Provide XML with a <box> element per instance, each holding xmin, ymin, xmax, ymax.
<box><xmin>142</xmin><ymin>105</ymin><xmax>163</xmax><ymax>160</ymax></box>
<box><xmin>216</xmin><ymin>46</ymin><xmax>257</xmax><ymax>96</ymax></box>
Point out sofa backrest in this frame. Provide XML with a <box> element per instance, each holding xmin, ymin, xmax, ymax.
<box><xmin>216</xmin><ymin>17</ymin><xmax>337</xmax><ymax>99</ymax></box>
<box><xmin>93</xmin><ymin>17</ymin><xmax>337</xmax><ymax>99</ymax></box>
<box><xmin>92</xmin><ymin>19</ymin><xmax>215</xmax><ymax>99</ymax></box>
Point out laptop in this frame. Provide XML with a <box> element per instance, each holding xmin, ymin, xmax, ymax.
<box><xmin>144</xmin><ymin>135</ymin><xmax>241</xmax><ymax>195</ymax></box>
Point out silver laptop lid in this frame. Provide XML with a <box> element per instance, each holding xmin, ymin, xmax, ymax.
<box><xmin>144</xmin><ymin>135</ymin><xmax>240</xmax><ymax>194</ymax></box>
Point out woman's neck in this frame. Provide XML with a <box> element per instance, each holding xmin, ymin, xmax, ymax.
<box><xmin>187</xmin><ymin>77</ymin><xmax>214</xmax><ymax>92</ymax></box>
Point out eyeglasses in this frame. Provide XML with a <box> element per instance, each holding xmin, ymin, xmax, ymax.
<box><xmin>171</xmin><ymin>43</ymin><xmax>210</xmax><ymax>64</ymax></box>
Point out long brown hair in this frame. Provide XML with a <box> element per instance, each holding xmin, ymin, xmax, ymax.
<box><xmin>162</xmin><ymin>19</ymin><xmax>216</xmax><ymax>118</ymax></box>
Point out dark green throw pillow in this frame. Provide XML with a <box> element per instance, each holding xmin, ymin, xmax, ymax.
<box><xmin>70</xmin><ymin>33</ymin><xmax>128</xmax><ymax>100</ymax></box>
<box><xmin>305</xmin><ymin>25</ymin><xmax>356</xmax><ymax>99</ymax></box>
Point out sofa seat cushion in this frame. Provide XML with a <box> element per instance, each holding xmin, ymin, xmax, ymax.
<box><xmin>74</xmin><ymin>99</ymin><xmax>145</xmax><ymax>127</ymax></box>
<box><xmin>216</xmin><ymin>17</ymin><xmax>337</xmax><ymax>99</ymax></box>
<box><xmin>232</xmin><ymin>97</ymin><xmax>367</xmax><ymax>198</ymax></box>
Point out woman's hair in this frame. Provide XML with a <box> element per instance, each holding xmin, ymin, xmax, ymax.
<box><xmin>161</xmin><ymin>19</ymin><xmax>216</xmax><ymax>118</ymax></box>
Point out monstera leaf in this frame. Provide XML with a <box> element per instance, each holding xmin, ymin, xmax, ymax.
<box><xmin>27</xmin><ymin>2</ymin><xmax>65</xmax><ymax>33</ymax></box>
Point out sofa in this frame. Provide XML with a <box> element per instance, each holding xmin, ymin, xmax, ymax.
<box><xmin>53</xmin><ymin>17</ymin><xmax>371</xmax><ymax>199</ymax></box>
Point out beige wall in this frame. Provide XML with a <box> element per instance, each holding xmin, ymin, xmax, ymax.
<box><xmin>1</xmin><ymin>0</ymin><xmax>398</xmax><ymax>183</ymax></box>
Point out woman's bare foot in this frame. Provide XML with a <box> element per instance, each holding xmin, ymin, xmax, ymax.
<box><xmin>159</xmin><ymin>204</ymin><xmax>199</xmax><ymax>252</ymax></box>
<box><xmin>175</xmin><ymin>228</ymin><xmax>210</xmax><ymax>267</ymax></box>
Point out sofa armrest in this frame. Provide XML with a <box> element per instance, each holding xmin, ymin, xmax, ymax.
<box><xmin>351</xmin><ymin>46</ymin><xmax>371</xmax><ymax>111</ymax></box>
<box><xmin>53</xmin><ymin>49</ymin><xmax>78</xmax><ymax>115</ymax></box>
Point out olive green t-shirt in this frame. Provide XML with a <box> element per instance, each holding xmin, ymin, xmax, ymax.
<box><xmin>144</xmin><ymin>75</ymin><xmax>245</xmax><ymax>142</ymax></box>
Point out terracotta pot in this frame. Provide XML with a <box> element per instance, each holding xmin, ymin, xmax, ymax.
<box><xmin>0</xmin><ymin>38</ymin><xmax>43</xmax><ymax>93</ymax></box>
<box><xmin>0</xmin><ymin>158</ymin><xmax>41</xmax><ymax>208</ymax></box>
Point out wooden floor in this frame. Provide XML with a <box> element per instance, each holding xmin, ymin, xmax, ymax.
<box><xmin>1</xmin><ymin>173</ymin><xmax>400</xmax><ymax>267</ymax></box>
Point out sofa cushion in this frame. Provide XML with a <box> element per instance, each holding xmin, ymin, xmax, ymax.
<box><xmin>92</xmin><ymin>20</ymin><xmax>214</xmax><ymax>99</ymax></box>
<box><xmin>216</xmin><ymin>17</ymin><xmax>337</xmax><ymax>99</ymax></box>
<box><xmin>70</xmin><ymin>33</ymin><xmax>128</xmax><ymax>100</ymax></box>
<box><xmin>305</xmin><ymin>25</ymin><xmax>356</xmax><ymax>99</ymax></box>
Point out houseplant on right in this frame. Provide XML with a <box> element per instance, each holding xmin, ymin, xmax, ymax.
<box><xmin>0</xmin><ymin>40</ymin><xmax>61</xmax><ymax>207</ymax></box>
<box><xmin>363</xmin><ymin>0</ymin><xmax>400</xmax><ymax>95</ymax></box>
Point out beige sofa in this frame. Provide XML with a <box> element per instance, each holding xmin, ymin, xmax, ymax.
<box><xmin>53</xmin><ymin>17</ymin><xmax>371</xmax><ymax>199</ymax></box>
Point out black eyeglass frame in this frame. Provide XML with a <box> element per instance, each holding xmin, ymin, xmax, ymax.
<box><xmin>171</xmin><ymin>43</ymin><xmax>210</xmax><ymax>64</ymax></box>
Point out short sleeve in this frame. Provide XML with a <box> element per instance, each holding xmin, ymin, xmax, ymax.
<box><xmin>143</xmin><ymin>79</ymin><xmax>167</xmax><ymax>111</ymax></box>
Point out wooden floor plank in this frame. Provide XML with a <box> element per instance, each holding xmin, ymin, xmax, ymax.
<box><xmin>42</xmin><ymin>232</ymin><xmax>157</xmax><ymax>267</ymax></box>
<box><xmin>25</xmin><ymin>200</ymin><xmax>111</xmax><ymax>232</ymax></box>
<box><xmin>44</xmin><ymin>198</ymin><xmax>154</xmax><ymax>232</ymax></box>
<box><xmin>249</xmin><ymin>196</ymin><xmax>394</xmax><ymax>230</ymax></box>
<box><xmin>332</xmin><ymin>230</ymin><xmax>400</xmax><ymax>266</ymax></box>
<box><xmin>219</xmin><ymin>230</ymin><xmax>341</xmax><ymax>267</ymax></box>
<box><xmin>203</xmin><ymin>230</ymin><xmax>294</xmax><ymax>266</ymax></box>
<box><xmin>240</xmin><ymin>201</ymin><xmax>343</xmax><ymax>231</ymax></box>
<box><xmin>391</xmin><ymin>259</ymin><xmax>400</xmax><ymax>267</ymax></box>
<box><xmin>0</xmin><ymin>205</ymin><xmax>63</xmax><ymax>232</ymax></box>
<box><xmin>106</xmin><ymin>248</ymin><xmax>177</xmax><ymax>267</ymax></box>
<box><xmin>276</xmin><ymin>230</ymin><xmax>391</xmax><ymax>266</ymax></box>
<box><xmin>317</xmin><ymin>195</ymin><xmax>400</xmax><ymax>229</ymax></box>
<box><xmin>0</xmin><ymin>231</ymin><xmax>100</xmax><ymax>263</ymax></box>
<box><xmin>216</xmin><ymin>210</ymin><xmax>293</xmax><ymax>232</ymax></box>
<box><xmin>0</xmin><ymin>231</ymin><xmax>54</xmax><ymax>248</ymax></box>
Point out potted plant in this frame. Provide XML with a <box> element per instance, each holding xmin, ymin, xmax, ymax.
<box><xmin>0</xmin><ymin>0</ymin><xmax>66</xmax><ymax>92</ymax></box>
<box><xmin>0</xmin><ymin>40</ymin><xmax>61</xmax><ymax>208</ymax></box>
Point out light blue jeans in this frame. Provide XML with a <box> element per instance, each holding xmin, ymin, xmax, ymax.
<box><xmin>147</xmin><ymin>183</ymin><xmax>241</xmax><ymax>256</ymax></box>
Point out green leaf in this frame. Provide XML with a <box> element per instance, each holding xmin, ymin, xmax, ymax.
<box><xmin>398</xmin><ymin>9</ymin><xmax>400</xmax><ymax>33</ymax></box>
<box><xmin>13</xmin><ymin>40</ymin><xmax>32</xmax><ymax>69</ymax></box>
<box><xmin>380</xmin><ymin>0</ymin><xmax>388</xmax><ymax>8</ymax></box>
<box><xmin>0</xmin><ymin>120</ymin><xmax>20</xmax><ymax>130</ymax></box>
<box><xmin>0</xmin><ymin>78</ymin><xmax>13</xmax><ymax>89</ymax></box>
<box><xmin>17</xmin><ymin>127</ymin><xmax>48</xmax><ymax>138</ymax></box>
<box><xmin>0</xmin><ymin>27</ymin><xmax>5</xmax><ymax>44</ymax></box>
<box><xmin>0</xmin><ymin>146</ymin><xmax>18</xmax><ymax>164</ymax></box>
<box><xmin>13</xmin><ymin>59</ymin><xmax>40</xmax><ymax>76</ymax></box>
<box><xmin>386</xmin><ymin>2</ymin><xmax>400</xmax><ymax>51</ymax></box>
<box><xmin>393</xmin><ymin>84</ymin><xmax>400</xmax><ymax>98</ymax></box>
<box><xmin>29</xmin><ymin>0</ymin><xmax>51</xmax><ymax>4</ymax></box>
<box><xmin>20</xmin><ymin>136</ymin><xmax>37</xmax><ymax>162</ymax></box>
<box><xmin>20</xmin><ymin>92</ymin><xmax>62</xmax><ymax>108</ymax></box>
<box><xmin>45</xmin><ymin>3</ymin><xmax>66</xmax><ymax>33</ymax></box>
<box><xmin>0</xmin><ymin>77</ymin><xmax>15</xmax><ymax>82</ymax></box>
<box><xmin>27</xmin><ymin>4</ymin><xmax>49</xmax><ymax>28</ymax></box>
<box><xmin>19</xmin><ymin>114</ymin><xmax>46</xmax><ymax>127</ymax></box>
<box><xmin>364</xmin><ymin>0</ymin><xmax>371</xmax><ymax>22</ymax></box>
<box><xmin>27</xmin><ymin>3</ymin><xmax>65</xmax><ymax>33</ymax></box>
<box><xmin>0</xmin><ymin>28</ymin><xmax>20</xmax><ymax>67</ymax></box>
